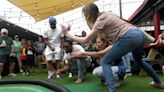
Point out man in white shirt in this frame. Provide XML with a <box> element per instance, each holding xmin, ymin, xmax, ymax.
<box><xmin>43</xmin><ymin>17</ymin><xmax>64</xmax><ymax>80</ymax></box>
<box><xmin>56</xmin><ymin>39</ymin><xmax>89</xmax><ymax>83</ymax></box>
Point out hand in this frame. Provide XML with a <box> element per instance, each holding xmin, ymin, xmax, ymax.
<box><xmin>50</xmin><ymin>47</ymin><xmax>55</xmax><ymax>51</ymax></box>
<box><xmin>65</xmin><ymin>56</ymin><xmax>71</xmax><ymax>61</ymax></box>
<box><xmin>10</xmin><ymin>53</ymin><xmax>15</xmax><ymax>57</ymax></box>
<box><xmin>162</xmin><ymin>40</ymin><xmax>164</xmax><ymax>44</ymax></box>
<box><xmin>56</xmin><ymin>69</ymin><xmax>61</xmax><ymax>74</ymax></box>
<box><xmin>71</xmin><ymin>51</ymin><xmax>85</xmax><ymax>58</ymax></box>
<box><xmin>60</xmin><ymin>24</ymin><xmax>69</xmax><ymax>35</ymax></box>
<box><xmin>0</xmin><ymin>44</ymin><xmax>6</xmax><ymax>47</ymax></box>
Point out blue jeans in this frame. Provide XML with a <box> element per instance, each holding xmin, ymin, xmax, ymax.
<box><xmin>70</xmin><ymin>58</ymin><xmax>86</xmax><ymax>79</ymax></box>
<box><xmin>122</xmin><ymin>52</ymin><xmax>132</xmax><ymax>73</ymax></box>
<box><xmin>100</xmin><ymin>28</ymin><xmax>161</xmax><ymax>92</ymax></box>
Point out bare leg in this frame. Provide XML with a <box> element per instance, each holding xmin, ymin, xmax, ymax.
<box><xmin>162</xmin><ymin>65</ymin><xmax>164</xmax><ymax>74</ymax></box>
<box><xmin>46</xmin><ymin>60</ymin><xmax>56</xmax><ymax>79</ymax></box>
<box><xmin>37</xmin><ymin>55</ymin><xmax>42</xmax><ymax>68</ymax></box>
<box><xmin>9</xmin><ymin>62</ymin><xmax>16</xmax><ymax>76</ymax></box>
<box><xmin>17</xmin><ymin>53</ymin><xmax>22</xmax><ymax>72</ymax></box>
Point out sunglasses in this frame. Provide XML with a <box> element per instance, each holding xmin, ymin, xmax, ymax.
<box><xmin>63</xmin><ymin>45</ymin><xmax>69</xmax><ymax>48</ymax></box>
<box><xmin>1</xmin><ymin>32</ymin><xmax>7</xmax><ymax>35</ymax></box>
<box><xmin>50</xmin><ymin>22</ymin><xmax>56</xmax><ymax>25</ymax></box>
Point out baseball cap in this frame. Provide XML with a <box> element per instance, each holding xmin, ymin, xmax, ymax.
<box><xmin>1</xmin><ymin>28</ymin><xmax>8</xmax><ymax>34</ymax></box>
<box><xmin>14</xmin><ymin>35</ymin><xmax>19</xmax><ymax>38</ymax></box>
<box><xmin>49</xmin><ymin>17</ymin><xmax>56</xmax><ymax>23</ymax></box>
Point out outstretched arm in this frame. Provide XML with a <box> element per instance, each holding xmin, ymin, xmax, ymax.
<box><xmin>61</xmin><ymin>25</ymin><xmax>98</xmax><ymax>44</ymax></box>
<box><xmin>72</xmin><ymin>45</ymin><xmax>112</xmax><ymax>58</ymax></box>
<box><xmin>150</xmin><ymin>34</ymin><xmax>163</xmax><ymax>45</ymax></box>
<box><xmin>156</xmin><ymin>34</ymin><xmax>163</xmax><ymax>44</ymax></box>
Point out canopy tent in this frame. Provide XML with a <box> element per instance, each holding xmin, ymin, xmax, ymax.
<box><xmin>8</xmin><ymin>0</ymin><xmax>96</xmax><ymax>22</ymax></box>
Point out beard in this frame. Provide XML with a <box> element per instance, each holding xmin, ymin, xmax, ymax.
<box><xmin>50</xmin><ymin>25</ymin><xmax>56</xmax><ymax>29</ymax></box>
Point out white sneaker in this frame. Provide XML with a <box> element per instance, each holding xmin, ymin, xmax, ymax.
<box><xmin>48</xmin><ymin>71</ymin><xmax>54</xmax><ymax>79</ymax></box>
<box><xmin>22</xmin><ymin>72</ymin><xmax>25</xmax><ymax>75</ymax></box>
<box><xmin>115</xmin><ymin>81</ymin><xmax>122</xmax><ymax>87</ymax></box>
<box><xmin>9</xmin><ymin>73</ymin><xmax>17</xmax><ymax>77</ymax></box>
<box><xmin>20</xmin><ymin>69</ymin><xmax>23</xmax><ymax>73</ymax></box>
<box><xmin>68</xmin><ymin>73</ymin><xmax>72</xmax><ymax>78</ymax></box>
<box><xmin>126</xmin><ymin>73</ymin><xmax>132</xmax><ymax>76</ymax></box>
<box><xmin>26</xmin><ymin>72</ymin><xmax>30</xmax><ymax>76</ymax></box>
<box><xmin>56</xmin><ymin>74</ymin><xmax>61</xmax><ymax>80</ymax></box>
<box><xmin>48</xmin><ymin>75</ymin><xmax>52</xmax><ymax>79</ymax></box>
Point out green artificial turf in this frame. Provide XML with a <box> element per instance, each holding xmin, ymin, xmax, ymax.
<box><xmin>2</xmin><ymin>68</ymin><xmax>164</xmax><ymax>92</ymax></box>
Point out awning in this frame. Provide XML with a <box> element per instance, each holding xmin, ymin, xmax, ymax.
<box><xmin>8</xmin><ymin>0</ymin><xmax>96</xmax><ymax>22</ymax></box>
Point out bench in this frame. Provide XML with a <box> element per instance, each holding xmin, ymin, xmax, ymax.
<box><xmin>139</xmin><ymin>48</ymin><xmax>164</xmax><ymax>76</ymax></box>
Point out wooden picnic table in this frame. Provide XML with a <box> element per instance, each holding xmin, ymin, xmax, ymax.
<box><xmin>139</xmin><ymin>44</ymin><xmax>164</xmax><ymax>76</ymax></box>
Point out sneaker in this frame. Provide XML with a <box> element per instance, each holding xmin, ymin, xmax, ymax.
<box><xmin>20</xmin><ymin>69</ymin><xmax>23</xmax><ymax>73</ymax></box>
<box><xmin>126</xmin><ymin>72</ymin><xmax>132</xmax><ymax>76</ymax></box>
<box><xmin>150</xmin><ymin>81</ymin><xmax>164</xmax><ymax>89</ymax></box>
<box><xmin>9</xmin><ymin>73</ymin><xmax>16</xmax><ymax>77</ymax></box>
<box><xmin>115</xmin><ymin>81</ymin><xmax>122</xmax><ymax>87</ymax></box>
<box><xmin>47</xmin><ymin>77</ymin><xmax>53</xmax><ymax>81</ymax></box>
<box><xmin>124</xmin><ymin>73</ymin><xmax>132</xmax><ymax>78</ymax></box>
<box><xmin>22</xmin><ymin>72</ymin><xmax>25</xmax><ymax>75</ymax></box>
<box><xmin>68</xmin><ymin>73</ymin><xmax>72</xmax><ymax>78</ymax></box>
<box><xmin>31</xmin><ymin>72</ymin><xmax>35</xmax><ymax>75</ymax></box>
<box><xmin>26</xmin><ymin>72</ymin><xmax>30</xmax><ymax>76</ymax></box>
<box><xmin>56</xmin><ymin>74</ymin><xmax>61</xmax><ymax>80</ymax></box>
<box><xmin>48</xmin><ymin>71</ymin><xmax>54</xmax><ymax>78</ymax></box>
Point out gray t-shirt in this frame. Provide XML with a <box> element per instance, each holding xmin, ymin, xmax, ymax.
<box><xmin>33</xmin><ymin>41</ymin><xmax>46</xmax><ymax>54</ymax></box>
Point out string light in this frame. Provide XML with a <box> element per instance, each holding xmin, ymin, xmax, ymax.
<box><xmin>37</xmin><ymin>13</ymin><xmax>39</xmax><ymax>16</ymax></box>
<box><xmin>4</xmin><ymin>11</ymin><xmax>6</xmax><ymax>16</ymax></box>
<box><xmin>81</xmin><ymin>0</ymin><xmax>84</xmax><ymax>5</ymax></box>
<box><xmin>9</xmin><ymin>8</ymin><xmax>12</xmax><ymax>13</ymax></box>
<box><xmin>0</xmin><ymin>0</ymin><xmax>143</xmax><ymax>13</ymax></box>
<box><xmin>30</xmin><ymin>16</ymin><xmax>32</xmax><ymax>20</ymax></box>
<box><xmin>58</xmin><ymin>9</ymin><xmax>61</xmax><ymax>14</ymax></box>
<box><xmin>53</xmin><ymin>7</ymin><xmax>56</xmax><ymax>13</ymax></box>
<box><xmin>102</xmin><ymin>0</ymin><xmax>105</xmax><ymax>9</ymax></box>
<box><xmin>0</xmin><ymin>1</ymin><xmax>108</xmax><ymax>20</ymax></box>
<box><xmin>37</xmin><ymin>17</ymin><xmax>39</xmax><ymax>21</ymax></box>
<box><xmin>20</xmin><ymin>11</ymin><xmax>22</xmax><ymax>16</ymax></box>
<box><xmin>71</xmin><ymin>0</ymin><xmax>74</xmax><ymax>9</ymax></box>
<box><xmin>18</xmin><ymin>17</ymin><xmax>21</xmax><ymax>22</ymax></box>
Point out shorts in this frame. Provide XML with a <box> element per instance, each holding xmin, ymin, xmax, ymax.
<box><xmin>36</xmin><ymin>52</ymin><xmax>43</xmax><ymax>56</ymax></box>
<box><xmin>9</xmin><ymin>56</ymin><xmax>17</xmax><ymax>63</ymax></box>
<box><xmin>9</xmin><ymin>53</ymin><xmax>18</xmax><ymax>63</ymax></box>
<box><xmin>0</xmin><ymin>54</ymin><xmax>9</xmax><ymax>63</ymax></box>
<box><xmin>22</xmin><ymin>60</ymin><xmax>28</xmax><ymax>66</ymax></box>
<box><xmin>27</xmin><ymin>56</ymin><xmax>35</xmax><ymax>66</ymax></box>
<box><xmin>44</xmin><ymin>47</ymin><xmax>61</xmax><ymax>61</ymax></box>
